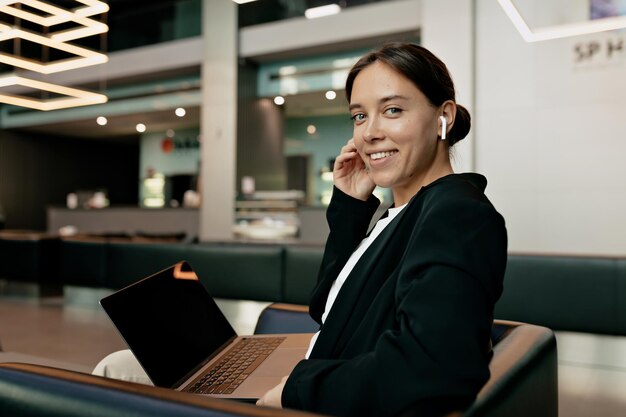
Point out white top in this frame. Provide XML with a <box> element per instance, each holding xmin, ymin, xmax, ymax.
<box><xmin>305</xmin><ymin>203</ymin><xmax>407</xmax><ymax>358</ymax></box>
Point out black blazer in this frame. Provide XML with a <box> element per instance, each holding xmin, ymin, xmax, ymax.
<box><xmin>282</xmin><ymin>173</ymin><xmax>508</xmax><ymax>417</ymax></box>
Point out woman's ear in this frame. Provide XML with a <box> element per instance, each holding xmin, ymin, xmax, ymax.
<box><xmin>440</xmin><ymin>100</ymin><xmax>457</xmax><ymax>139</ymax></box>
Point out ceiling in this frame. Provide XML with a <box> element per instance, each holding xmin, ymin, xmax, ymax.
<box><xmin>1</xmin><ymin>0</ymin><xmax>398</xmax><ymax>141</ymax></box>
<box><xmin>11</xmin><ymin>91</ymin><xmax>349</xmax><ymax>140</ymax></box>
<box><xmin>16</xmin><ymin>106</ymin><xmax>201</xmax><ymax>140</ymax></box>
<box><xmin>282</xmin><ymin>90</ymin><xmax>349</xmax><ymax>118</ymax></box>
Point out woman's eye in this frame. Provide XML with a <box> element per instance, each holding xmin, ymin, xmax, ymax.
<box><xmin>351</xmin><ymin>113</ymin><xmax>366</xmax><ymax>122</ymax></box>
<box><xmin>385</xmin><ymin>107</ymin><xmax>402</xmax><ymax>115</ymax></box>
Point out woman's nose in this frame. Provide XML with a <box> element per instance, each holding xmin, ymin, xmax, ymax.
<box><xmin>363</xmin><ymin>117</ymin><xmax>382</xmax><ymax>142</ymax></box>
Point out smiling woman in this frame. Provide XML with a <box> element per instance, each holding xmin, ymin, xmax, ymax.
<box><xmin>257</xmin><ymin>43</ymin><xmax>508</xmax><ymax>417</ymax></box>
<box><xmin>338</xmin><ymin>43</ymin><xmax>472</xmax><ymax>206</ymax></box>
<box><xmin>90</xmin><ymin>42</ymin><xmax>507</xmax><ymax>417</ymax></box>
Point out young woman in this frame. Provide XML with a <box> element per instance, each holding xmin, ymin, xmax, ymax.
<box><xmin>257</xmin><ymin>43</ymin><xmax>508</xmax><ymax>417</ymax></box>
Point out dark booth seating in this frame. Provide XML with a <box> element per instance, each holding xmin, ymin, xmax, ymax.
<box><xmin>0</xmin><ymin>232</ymin><xmax>61</xmax><ymax>296</ymax></box>
<box><xmin>185</xmin><ymin>244</ymin><xmax>284</xmax><ymax>301</ymax></box>
<box><xmin>59</xmin><ymin>238</ymin><xmax>109</xmax><ymax>287</ymax></box>
<box><xmin>106</xmin><ymin>242</ymin><xmax>188</xmax><ymax>289</ymax></box>
<box><xmin>282</xmin><ymin>246</ymin><xmax>325</xmax><ymax>305</ymax></box>
<box><xmin>495</xmin><ymin>253</ymin><xmax>626</xmax><ymax>335</ymax></box>
<box><xmin>4</xmin><ymin>233</ymin><xmax>625</xmax><ymax>336</ymax></box>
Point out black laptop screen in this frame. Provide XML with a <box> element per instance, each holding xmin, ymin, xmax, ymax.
<box><xmin>100</xmin><ymin>261</ymin><xmax>237</xmax><ymax>388</ymax></box>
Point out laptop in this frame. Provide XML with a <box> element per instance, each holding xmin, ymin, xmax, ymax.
<box><xmin>100</xmin><ymin>261</ymin><xmax>312</xmax><ymax>401</ymax></box>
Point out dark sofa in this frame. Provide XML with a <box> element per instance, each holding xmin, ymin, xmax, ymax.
<box><xmin>1</xmin><ymin>233</ymin><xmax>625</xmax><ymax>335</ymax></box>
<box><xmin>0</xmin><ymin>231</ymin><xmax>62</xmax><ymax>296</ymax></box>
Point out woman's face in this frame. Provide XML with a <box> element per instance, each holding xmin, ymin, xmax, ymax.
<box><xmin>349</xmin><ymin>61</ymin><xmax>447</xmax><ymax>203</ymax></box>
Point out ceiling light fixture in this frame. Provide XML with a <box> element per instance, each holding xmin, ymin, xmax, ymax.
<box><xmin>0</xmin><ymin>75</ymin><xmax>108</xmax><ymax>111</ymax></box>
<box><xmin>136</xmin><ymin>123</ymin><xmax>147</xmax><ymax>133</ymax></box>
<box><xmin>274</xmin><ymin>96</ymin><xmax>285</xmax><ymax>105</ymax></box>
<box><xmin>305</xmin><ymin>4</ymin><xmax>341</xmax><ymax>19</ymax></box>
<box><xmin>232</xmin><ymin>0</ymin><xmax>258</xmax><ymax>4</ymax></box>
<box><xmin>325</xmin><ymin>90</ymin><xmax>337</xmax><ymax>100</ymax></box>
<box><xmin>497</xmin><ymin>0</ymin><xmax>626</xmax><ymax>42</ymax></box>
<box><xmin>96</xmin><ymin>116</ymin><xmax>107</xmax><ymax>125</ymax></box>
<box><xmin>0</xmin><ymin>24</ymin><xmax>108</xmax><ymax>73</ymax></box>
<box><xmin>175</xmin><ymin>107</ymin><xmax>186</xmax><ymax>117</ymax></box>
<box><xmin>0</xmin><ymin>0</ymin><xmax>110</xmax><ymax>20</ymax></box>
<box><xmin>0</xmin><ymin>0</ymin><xmax>109</xmax><ymax>42</ymax></box>
<box><xmin>278</xmin><ymin>65</ymin><xmax>297</xmax><ymax>76</ymax></box>
<box><xmin>0</xmin><ymin>0</ymin><xmax>109</xmax><ymax>111</ymax></box>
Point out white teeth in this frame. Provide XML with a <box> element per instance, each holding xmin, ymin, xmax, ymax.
<box><xmin>370</xmin><ymin>151</ymin><xmax>397</xmax><ymax>160</ymax></box>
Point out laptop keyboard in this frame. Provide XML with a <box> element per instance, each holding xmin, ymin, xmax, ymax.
<box><xmin>186</xmin><ymin>337</ymin><xmax>286</xmax><ymax>395</ymax></box>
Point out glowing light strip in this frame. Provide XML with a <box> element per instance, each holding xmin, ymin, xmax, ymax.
<box><xmin>73</xmin><ymin>0</ymin><xmax>110</xmax><ymax>17</ymax></box>
<box><xmin>0</xmin><ymin>25</ymin><xmax>108</xmax><ymax>73</ymax></box>
<box><xmin>0</xmin><ymin>74</ymin><xmax>108</xmax><ymax>111</ymax></box>
<box><xmin>49</xmin><ymin>17</ymin><xmax>108</xmax><ymax>43</ymax></box>
<box><xmin>0</xmin><ymin>0</ymin><xmax>109</xmax><ymax>25</ymax></box>
<box><xmin>0</xmin><ymin>0</ymin><xmax>108</xmax><ymax>42</ymax></box>
<box><xmin>498</xmin><ymin>0</ymin><xmax>626</xmax><ymax>42</ymax></box>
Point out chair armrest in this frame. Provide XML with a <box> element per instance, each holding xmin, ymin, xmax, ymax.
<box><xmin>0</xmin><ymin>362</ymin><xmax>327</xmax><ymax>417</ymax></box>
<box><xmin>254</xmin><ymin>303</ymin><xmax>319</xmax><ymax>335</ymax></box>
<box><xmin>467</xmin><ymin>320</ymin><xmax>558</xmax><ymax>417</ymax></box>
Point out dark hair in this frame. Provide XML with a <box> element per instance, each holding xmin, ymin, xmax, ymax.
<box><xmin>345</xmin><ymin>42</ymin><xmax>471</xmax><ymax>147</ymax></box>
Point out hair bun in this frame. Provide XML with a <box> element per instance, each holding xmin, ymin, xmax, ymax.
<box><xmin>449</xmin><ymin>105</ymin><xmax>471</xmax><ymax>146</ymax></box>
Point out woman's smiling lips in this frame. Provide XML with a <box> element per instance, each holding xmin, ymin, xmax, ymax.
<box><xmin>367</xmin><ymin>150</ymin><xmax>398</xmax><ymax>164</ymax></box>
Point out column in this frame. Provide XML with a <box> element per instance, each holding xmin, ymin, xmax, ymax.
<box><xmin>199</xmin><ymin>0</ymin><xmax>238</xmax><ymax>241</ymax></box>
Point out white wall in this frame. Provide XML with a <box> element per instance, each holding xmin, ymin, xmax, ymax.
<box><xmin>475</xmin><ymin>0</ymin><xmax>626</xmax><ymax>255</ymax></box>
<box><xmin>421</xmin><ymin>0</ymin><xmax>475</xmax><ymax>173</ymax></box>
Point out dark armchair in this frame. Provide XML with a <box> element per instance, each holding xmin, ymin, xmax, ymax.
<box><xmin>0</xmin><ymin>303</ymin><xmax>557</xmax><ymax>417</ymax></box>
<box><xmin>255</xmin><ymin>303</ymin><xmax>558</xmax><ymax>417</ymax></box>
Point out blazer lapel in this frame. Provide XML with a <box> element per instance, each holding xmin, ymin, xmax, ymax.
<box><xmin>310</xmin><ymin>206</ymin><xmax>410</xmax><ymax>358</ymax></box>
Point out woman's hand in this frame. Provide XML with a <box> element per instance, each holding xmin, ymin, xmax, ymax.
<box><xmin>333</xmin><ymin>139</ymin><xmax>376</xmax><ymax>201</ymax></box>
<box><xmin>256</xmin><ymin>376</ymin><xmax>288</xmax><ymax>408</ymax></box>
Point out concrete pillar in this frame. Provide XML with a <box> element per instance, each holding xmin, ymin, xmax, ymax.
<box><xmin>199</xmin><ymin>0</ymin><xmax>237</xmax><ymax>241</ymax></box>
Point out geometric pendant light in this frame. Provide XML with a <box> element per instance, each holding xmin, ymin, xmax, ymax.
<box><xmin>0</xmin><ymin>74</ymin><xmax>108</xmax><ymax>110</ymax></box>
<box><xmin>0</xmin><ymin>0</ymin><xmax>109</xmax><ymax>110</ymax></box>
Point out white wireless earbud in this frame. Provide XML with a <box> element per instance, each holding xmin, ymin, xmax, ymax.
<box><xmin>439</xmin><ymin>116</ymin><xmax>447</xmax><ymax>140</ymax></box>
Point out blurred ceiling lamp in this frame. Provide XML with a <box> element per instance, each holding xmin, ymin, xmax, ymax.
<box><xmin>305</xmin><ymin>4</ymin><xmax>341</xmax><ymax>19</ymax></box>
<box><xmin>0</xmin><ymin>0</ymin><xmax>108</xmax><ymax>42</ymax></box>
<box><xmin>232</xmin><ymin>0</ymin><xmax>258</xmax><ymax>4</ymax></box>
<box><xmin>0</xmin><ymin>0</ymin><xmax>109</xmax><ymax>19</ymax></box>
<box><xmin>0</xmin><ymin>24</ymin><xmax>108</xmax><ymax>73</ymax></box>
<box><xmin>0</xmin><ymin>75</ymin><xmax>107</xmax><ymax>111</ymax></box>
<box><xmin>498</xmin><ymin>0</ymin><xmax>626</xmax><ymax>42</ymax></box>
<box><xmin>0</xmin><ymin>0</ymin><xmax>109</xmax><ymax>38</ymax></box>
<box><xmin>0</xmin><ymin>0</ymin><xmax>109</xmax><ymax>110</ymax></box>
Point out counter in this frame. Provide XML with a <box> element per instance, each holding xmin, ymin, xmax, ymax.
<box><xmin>47</xmin><ymin>207</ymin><xmax>199</xmax><ymax>240</ymax></box>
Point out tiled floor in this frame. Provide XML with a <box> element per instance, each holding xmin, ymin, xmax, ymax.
<box><xmin>556</xmin><ymin>332</ymin><xmax>626</xmax><ymax>417</ymax></box>
<box><xmin>0</xmin><ymin>285</ymin><xmax>270</xmax><ymax>371</ymax></box>
<box><xmin>1</xmin><ymin>283</ymin><xmax>625</xmax><ymax>416</ymax></box>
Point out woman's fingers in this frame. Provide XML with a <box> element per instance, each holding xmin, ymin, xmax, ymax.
<box><xmin>334</xmin><ymin>151</ymin><xmax>356</xmax><ymax>167</ymax></box>
<box><xmin>335</xmin><ymin>139</ymin><xmax>362</xmax><ymax>169</ymax></box>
